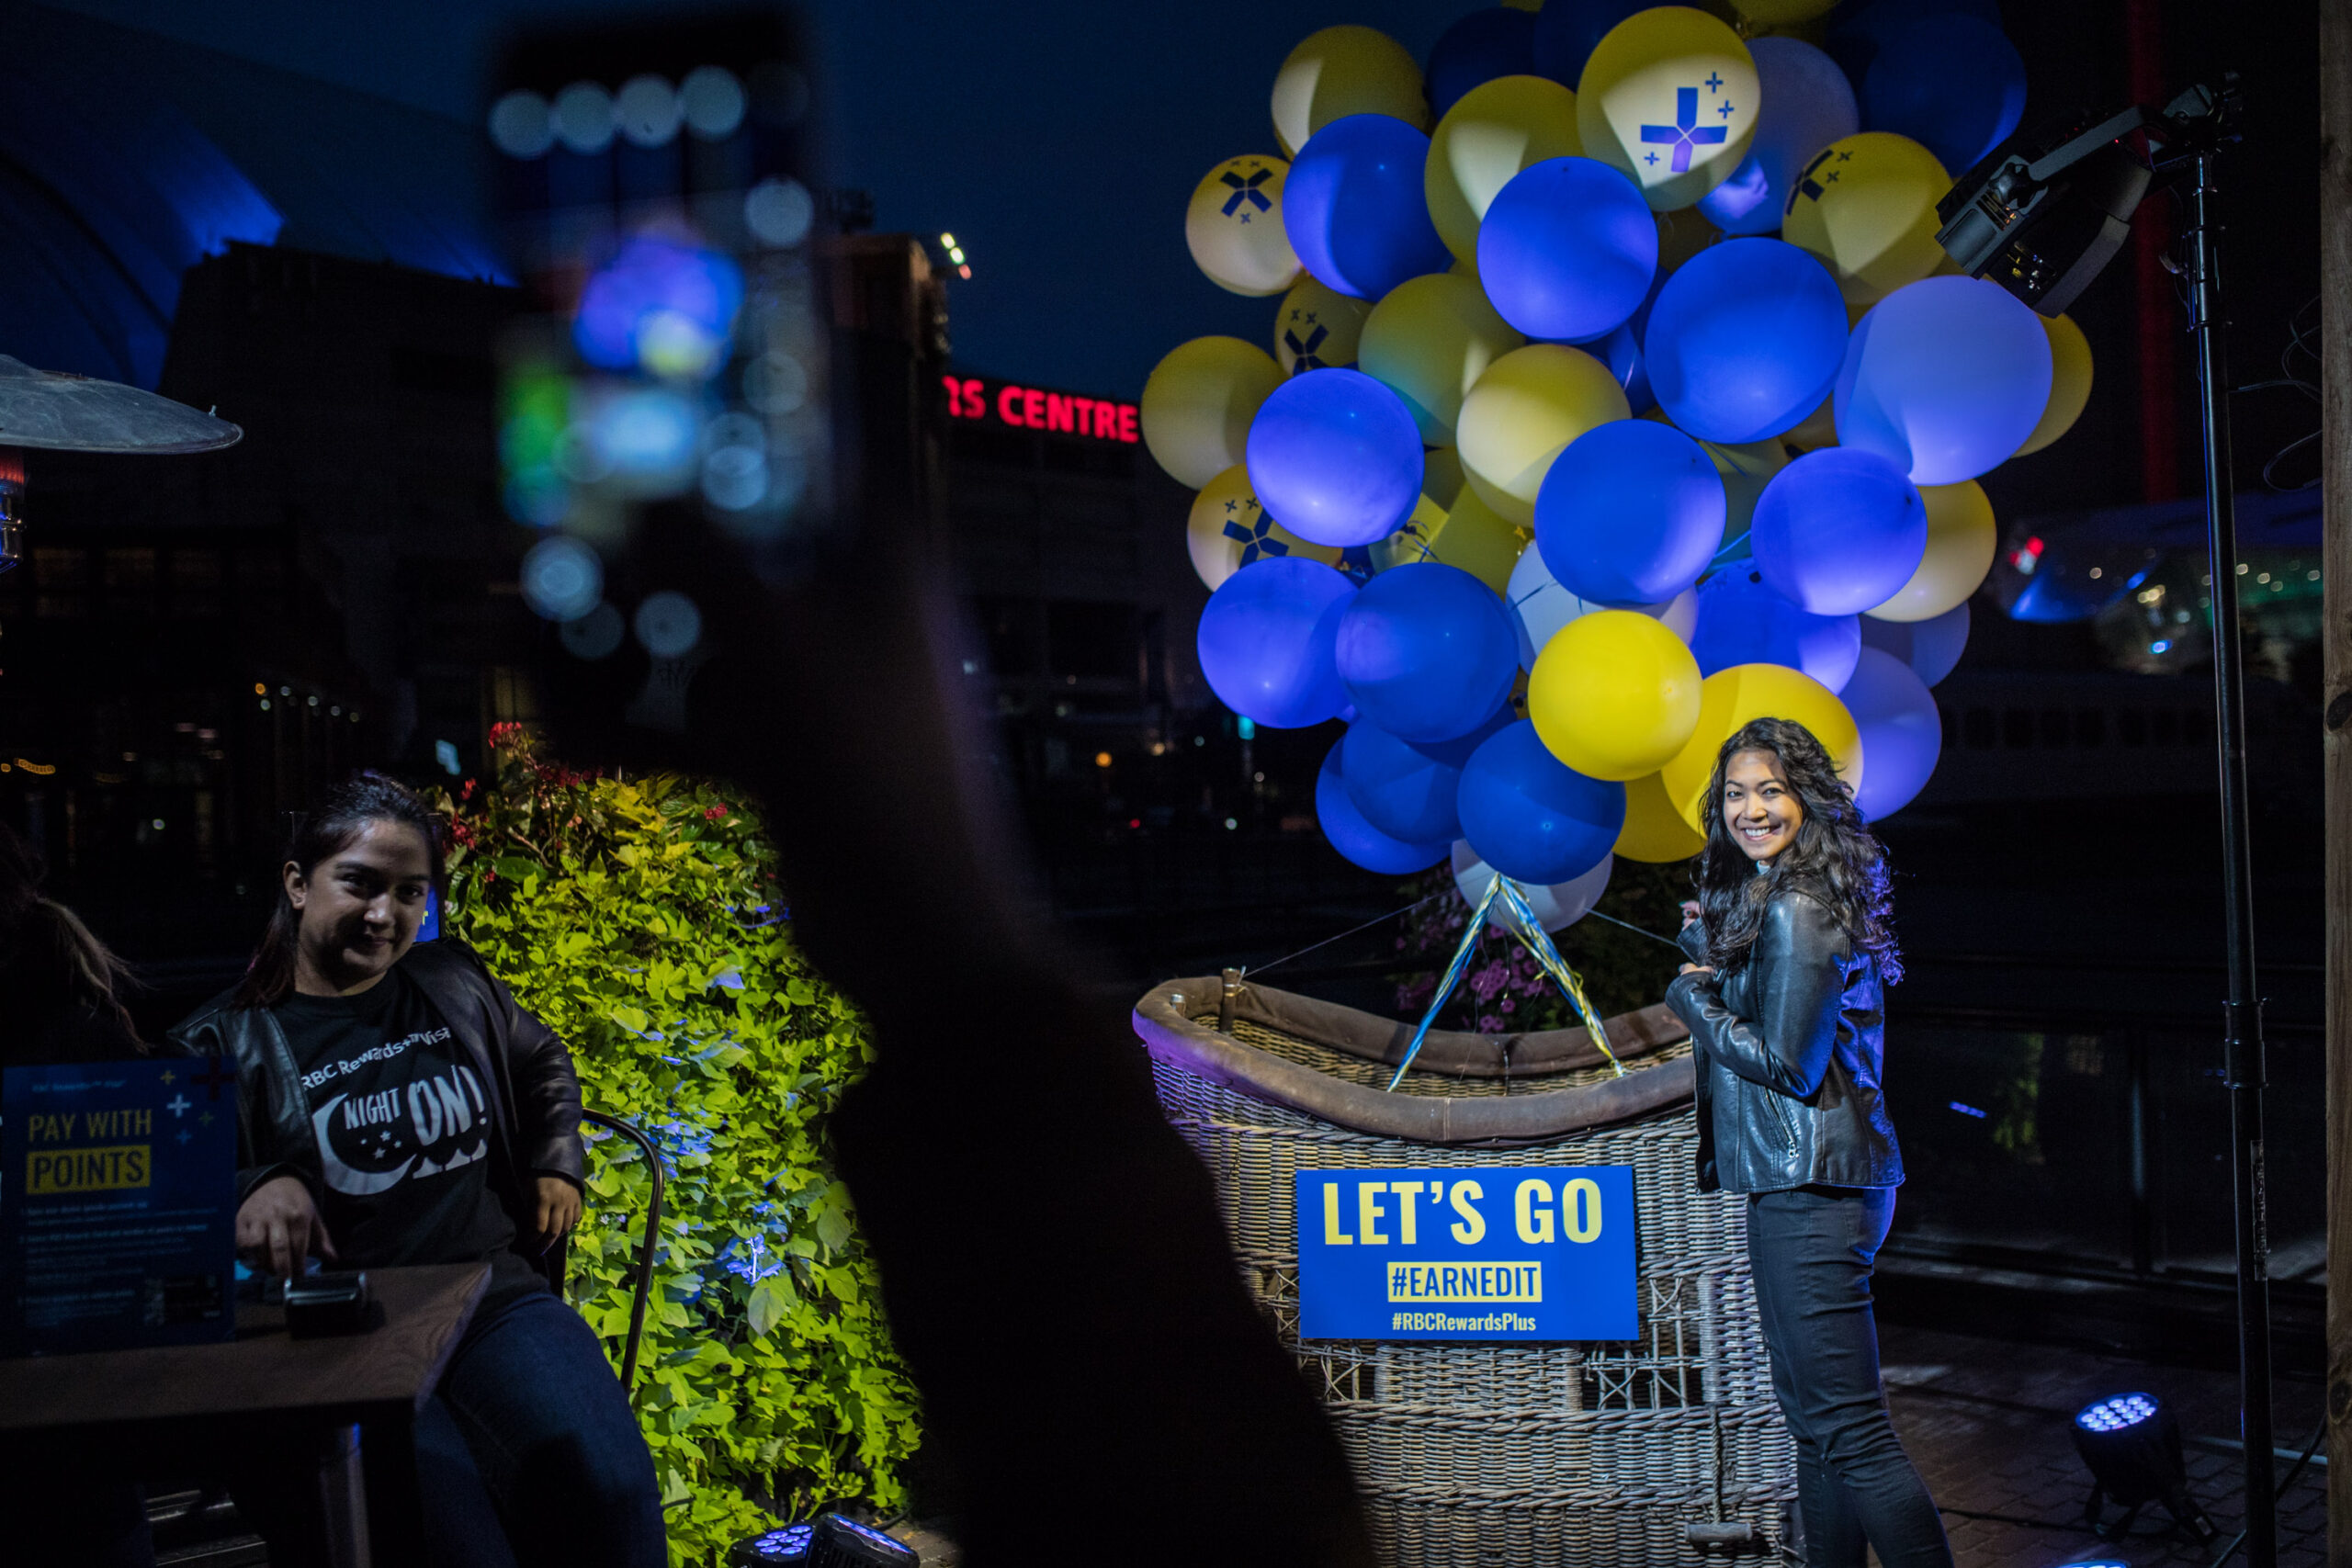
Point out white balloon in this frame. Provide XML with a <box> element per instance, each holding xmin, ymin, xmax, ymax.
<box><xmin>1451</xmin><ymin>841</ymin><xmax>1613</xmax><ymax>938</ymax></box>
<box><xmin>1505</xmin><ymin>546</ymin><xmax>1697</xmax><ymax>671</ymax></box>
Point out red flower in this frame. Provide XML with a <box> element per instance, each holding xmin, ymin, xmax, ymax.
<box><xmin>460</xmin><ymin>778</ymin><xmax>477</xmax><ymax>801</ymax></box>
<box><xmin>704</xmin><ymin>805</ymin><xmax>729</xmax><ymax>821</ymax></box>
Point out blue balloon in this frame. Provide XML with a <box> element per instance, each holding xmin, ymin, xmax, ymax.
<box><xmin>1835</xmin><ymin>276</ymin><xmax>2052</xmax><ymax>485</ymax></box>
<box><xmin>1689</xmin><ymin>570</ymin><xmax>1862</xmax><ymax>693</ymax></box>
<box><xmin>1826</xmin><ymin>0</ymin><xmax>2005</xmax><ymax>87</ymax></box>
<box><xmin>1246</xmin><ymin>368</ymin><xmax>1426</xmax><ymax>548</ymax></box>
<box><xmin>1534</xmin><ymin>419</ymin><xmax>1723</xmax><ymax>606</ymax></box>
<box><xmin>1476</xmin><ymin>158</ymin><xmax>1657</xmax><ymax>343</ymax></box>
<box><xmin>1196</xmin><ymin>556</ymin><xmax>1357</xmax><ymax>728</ymax></box>
<box><xmin>1842</xmin><ymin>647</ymin><xmax>1942</xmax><ymax>819</ymax></box>
<box><xmin>1283</xmin><ymin>114</ymin><xmax>1453</xmax><ymax>301</ymax></box>
<box><xmin>1456</xmin><ymin>721</ymin><xmax>1625</xmax><ymax>885</ymax></box>
<box><xmin>1696</xmin><ymin>39</ymin><xmax>1860</xmax><ymax>237</ymax></box>
<box><xmin>1335</xmin><ymin>563</ymin><xmax>1520</xmax><ymax>743</ymax></box>
<box><xmin>1532</xmin><ymin>0</ymin><xmax>1651</xmax><ymax>88</ymax></box>
<box><xmin>1317</xmin><ymin>740</ymin><xmax>1451</xmax><ymax>874</ymax></box>
<box><xmin>1862</xmin><ymin>15</ymin><xmax>2025</xmax><ymax>175</ymax></box>
<box><xmin>1750</xmin><ymin>448</ymin><xmax>1928</xmax><ymax>617</ymax></box>
<box><xmin>1341</xmin><ymin>705</ymin><xmax>1512</xmax><ymax>843</ymax></box>
<box><xmin>1427</xmin><ymin>9</ymin><xmax>1540</xmax><ymax>119</ymax></box>
<box><xmin>1645</xmin><ymin>238</ymin><xmax>1848</xmax><ymax>445</ymax></box>
<box><xmin>1595</xmin><ymin>318</ymin><xmax>1654</xmax><ymax>414</ymax></box>
<box><xmin>1860</xmin><ymin>600</ymin><xmax>1969</xmax><ymax>687</ymax></box>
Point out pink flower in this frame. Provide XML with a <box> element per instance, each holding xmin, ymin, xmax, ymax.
<box><xmin>1468</xmin><ymin>961</ymin><xmax>1510</xmax><ymax>1001</ymax></box>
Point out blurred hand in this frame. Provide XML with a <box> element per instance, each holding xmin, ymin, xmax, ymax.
<box><xmin>1679</xmin><ymin>964</ymin><xmax>1716</xmax><ymax>978</ymax></box>
<box><xmin>236</xmin><ymin>1175</ymin><xmax>338</xmax><ymax>1278</ymax></box>
<box><xmin>1679</xmin><ymin>900</ymin><xmax>1702</xmax><ymax>928</ymax></box>
<box><xmin>535</xmin><ymin>1175</ymin><xmax>582</xmax><ymax>1251</ymax></box>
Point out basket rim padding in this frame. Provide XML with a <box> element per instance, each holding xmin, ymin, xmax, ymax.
<box><xmin>1132</xmin><ymin>977</ymin><xmax>1695</xmax><ymax>1145</ymax></box>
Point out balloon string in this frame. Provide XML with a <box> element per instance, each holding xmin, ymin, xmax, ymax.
<box><xmin>1385</xmin><ymin>874</ymin><xmax>1506</xmax><ymax>1091</ymax></box>
<box><xmin>1494</xmin><ymin>878</ymin><xmax>1625</xmax><ymax>1077</ymax></box>
<box><xmin>1580</xmin><ymin>905</ymin><xmax>1691</xmax><ymax>953</ymax></box>
<box><xmin>1708</xmin><ymin>527</ymin><xmax>1751</xmax><ymax>564</ymax></box>
<box><xmin>1241</xmin><ymin>892</ymin><xmax>1445</xmax><ymax>981</ymax></box>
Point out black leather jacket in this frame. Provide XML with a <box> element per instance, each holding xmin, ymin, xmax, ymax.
<box><xmin>165</xmin><ymin>940</ymin><xmax>585</xmax><ymax>1213</ymax></box>
<box><xmin>1665</xmin><ymin>886</ymin><xmax>1903</xmax><ymax>1195</ymax></box>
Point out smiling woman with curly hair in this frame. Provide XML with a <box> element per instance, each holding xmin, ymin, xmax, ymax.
<box><xmin>1667</xmin><ymin>716</ymin><xmax>1950</xmax><ymax>1568</ymax></box>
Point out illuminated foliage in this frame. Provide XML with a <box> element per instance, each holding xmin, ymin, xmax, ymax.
<box><xmin>438</xmin><ymin>726</ymin><xmax>919</xmax><ymax>1564</ymax></box>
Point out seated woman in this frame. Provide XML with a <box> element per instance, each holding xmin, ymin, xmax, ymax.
<box><xmin>170</xmin><ymin>773</ymin><xmax>663</xmax><ymax>1568</ymax></box>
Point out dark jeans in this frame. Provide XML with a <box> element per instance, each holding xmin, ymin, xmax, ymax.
<box><xmin>1747</xmin><ymin>1185</ymin><xmax>1952</xmax><ymax>1568</ymax></box>
<box><xmin>234</xmin><ymin>1291</ymin><xmax>664</xmax><ymax>1568</ymax></box>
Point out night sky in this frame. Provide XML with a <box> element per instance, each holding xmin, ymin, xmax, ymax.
<box><xmin>40</xmin><ymin>0</ymin><xmax>1474</xmax><ymax>400</ymax></box>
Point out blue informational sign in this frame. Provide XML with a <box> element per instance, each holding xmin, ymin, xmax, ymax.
<box><xmin>1</xmin><ymin>1056</ymin><xmax>240</xmax><ymax>1356</ymax></box>
<box><xmin>1295</xmin><ymin>1165</ymin><xmax>1638</xmax><ymax>1341</ymax></box>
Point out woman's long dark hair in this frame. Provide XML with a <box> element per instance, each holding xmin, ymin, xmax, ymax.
<box><xmin>0</xmin><ymin>820</ymin><xmax>141</xmax><ymax>1041</ymax></box>
<box><xmin>1694</xmin><ymin>716</ymin><xmax>1902</xmax><ymax>984</ymax></box>
<box><xmin>231</xmin><ymin>772</ymin><xmax>446</xmax><ymax>1010</ymax></box>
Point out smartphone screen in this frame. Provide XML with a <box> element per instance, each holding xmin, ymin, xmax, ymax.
<box><xmin>484</xmin><ymin>10</ymin><xmax>825</xmax><ymax>704</ymax></box>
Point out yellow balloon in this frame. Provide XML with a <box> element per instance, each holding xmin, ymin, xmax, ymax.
<box><xmin>1185</xmin><ymin>155</ymin><xmax>1300</xmax><ymax>297</ymax></box>
<box><xmin>1272</xmin><ymin>26</ymin><xmax>1428</xmax><ymax>157</ymax></box>
<box><xmin>1658</xmin><ymin>663</ymin><xmax>1863</xmax><ymax>831</ymax></box>
<box><xmin>1455</xmin><ymin>344</ymin><xmax>1632</xmax><ymax>526</ymax></box>
<box><xmin>1358</xmin><ymin>273</ymin><xmax>1526</xmax><ymax>446</ymax></box>
<box><xmin>1781</xmin><ymin>132</ymin><xmax>1951</xmax><ymax>307</ymax></box>
<box><xmin>1141</xmin><ymin>337</ymin><xmax>1284</xmax><ymax>488</ymax></box>
<box><xmin>1577</xmin><ymin>8</ymin><xmax>1758</xmax><ymax>212</ymax></box>
<box><xmin>1374</xmin><ymin>481</ymin><xmax>1530</xmax><ymax>593</ymax></box>
<box><xmin>1425</xmin><ymin>74</ymin><xmax>1582</xmax><ymax>264</ymax></box>
<box><xmin>1866</xmin><ymin>480</ymin><xmax>1995</xmax><ymax>623</ymax></box>
<box><xmin>1273</xmin><ymin>276</ymin><xmax>1371</xmax><ymax>375</ymax></box>
<box><xmin>1422</xmin><ymin>445</ymin><xmax>1467</xmax><ymax>511</ymax></box>
<box><xmin>2015</xmin><ymin>312</ymin><xmax>2093</xmax><ymax>456</ymax></box>
<box><xmin>1528</xmin><ymin>610</ymin><xmax>1703</xmax><ymax>781</ymax></box>
<box><xmin>1730</xmin><ymin>0</ymin><xmax>1839</xmax><ymax>21</ymax></box>
<box><xmin>1186</xmin><ymin>465</ymin><xmax>1341</xmax><ymax>590</ymax></box>
<box><xmin>1617</xmin><ymin>770</ymin><xmax>1709</xmax><ymax>862</ymax></box>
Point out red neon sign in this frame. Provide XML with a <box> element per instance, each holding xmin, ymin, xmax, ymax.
<box><xmin>942</xmin><ymin>375</ymin><xmax>1139</xmax><ymax>444</ymax></box>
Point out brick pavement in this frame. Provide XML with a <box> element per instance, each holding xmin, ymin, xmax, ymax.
<box><xmin>1880</xmin><ymin>1324</ymin><xmax>2325</xmax><ymax>1568</ymax></box>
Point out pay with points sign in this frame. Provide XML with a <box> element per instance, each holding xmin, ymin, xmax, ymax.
<box><xmin>1295</xmin><ymin>1166</ymin><xmax>1636</xmax><ymax>1342</ymax></box>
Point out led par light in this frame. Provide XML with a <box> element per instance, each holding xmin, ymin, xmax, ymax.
<box><xmin>2070</xmin><ymin>1393</ymin><xmax>2215</xmax><ymax>1541</ymax></box>
<box><xmin>808</xmin><ymin>1515</ymin><xmax>919</xmax><ymax>1568</ymax></box>
<box><xmin>728</xmin><ymin>1521</ymin><xmax>814</xmax><ymax>1565</ymax></box>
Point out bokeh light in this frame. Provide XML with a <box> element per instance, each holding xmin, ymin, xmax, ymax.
<box><xmin>680</xmin><ymin>65</ymin><xmax>748</xmax><ymax>138</ymax></box>
<box><xmin>489</xmin><ymin>91</ymin><xmax>554</xmax><ymax>158</ymax></box>
<box><xmin>520</xmin><ymin>537</ymin><xmax>604</xmax><ymax>622</ymax></box>
<box><xmin>614</xmin><ymin>75</ymin><xmax>683</xmax><ymax>147</ymax></box>
<box><xmin>573</xmin><ymin>234</ymin><xmax>745</xmax><ymax>379</ymax></box>
<box><xmin>635</xmin><ymin>592</ymin><xmax>705</xmax><ymax>659</ymax></box>
<box><xmin>744</xmin><ymin>178</ymin><xmax>816</xmax><ymax>249</ymax></box>
<box><xmin>551</xmin><ymin>82</ymin><xmax>616</xmax><ymax>152</ymax></box>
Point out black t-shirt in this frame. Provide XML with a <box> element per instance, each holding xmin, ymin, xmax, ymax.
<box><xmin>277</xmin><ymin>970</ymin><xmax>545</xmax><ymax>1308</ymax></box>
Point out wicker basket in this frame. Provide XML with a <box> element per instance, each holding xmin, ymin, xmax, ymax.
<box><xmin>1133</xmin><ymin>976</ymin><xmax>1796</xmax><ymax>1566</ymax></box>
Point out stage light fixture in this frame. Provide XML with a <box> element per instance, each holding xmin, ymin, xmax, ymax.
<box><xmin>808</xmin><ymin>1514</ymin><xmax>918</xmax><ymax>1568</ymax></box>
<box><xmin>2070</xmin><ymin>1392</ymin><xmax>2215</xmax><ymax>1542</ymax></box>
<box><xmin>727</xmin><ymin>1521</ymin><xmax>813</xmax><ymax>1565</ymax></box>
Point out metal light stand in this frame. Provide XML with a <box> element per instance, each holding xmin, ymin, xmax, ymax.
<box><xmin>2174</xmin><ymin>87</ymin><xmax>2275</xmax><ymax>1565</ymax></box>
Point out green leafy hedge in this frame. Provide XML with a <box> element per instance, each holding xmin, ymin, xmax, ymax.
<box><xmin>437</xmin><ymin>726</ymin><xmax>921</xmax><ymax>1564</ymax></box>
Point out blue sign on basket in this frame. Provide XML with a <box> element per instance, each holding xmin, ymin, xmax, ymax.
<box><xmin>1295</xmin><ymin>1165</ymin><xmax>1637</xmax><ymax>1341</ymax></box>
<box><xmin>1</xmin><ymin>1056</ymin><xmax>239</xmax><ymax>1356</ymax></box>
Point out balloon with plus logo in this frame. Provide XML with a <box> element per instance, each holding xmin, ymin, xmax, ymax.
<box><xmin>1835</xmin><ymin>276</ymin><xmax>2053</xmax><ymax>485</ymax></box>
<box><xmin>1245</xmin><ymin>367</ymin><xmax>1426</xmax><ymax>547</ymax></box>
<box><xmin>1335</xmin><ymin>562</ymin><xmax>1520</xmax><ymax>743</ymax></box>
<box><xmin>1781</xmin><ymin>131</ymin><xmax>1949</xmax><ymax>307</ymax></box>
<box><xmin>1534</xmin><ymin>418</ymin><xmax>1722</xmax><ymax>606</ymax></box>
<box><xmin>1185</xmin><ymin>464</ymin><xmax>1341</xmax><ymax>591</ymax></box>
<box><xmin>1456</xmin><ymin>720</ymin><xmax>1627</xmax><ymax>885</ymax></box>
<box><xmin>1694</xmin><ymin>39</ymin><xmax>1859</xmax><ymax>236</ymax></box>
<box><xmin>1273</xmin><ymin>275</ymin><xmax>1372</xmax><ymax>376</ymax></box>
<box><xmin>1283</xmin><ymin>114</ymin><xmax>1454</xmax><ymax>300</ymax></box>
<box><xmin>1185</xmin><ymin>155</ymin><xmax>1302</xmax><ymax>298</ymax></box>
<box><xmin>1476</xmin><ymin>157</ymin><xmax>1658</xmax><ymax>343</ymax></box>
<box><xmin>1317</xmin><ymin>739</ymin><xmax>1452</xmax><ymax>874</ymax></box>
<box><xmin>1196</xmin><ymin>555</ymin><xmax>1357</xmax><ymax>728</ymax></box>
<box><xmin>1687</xmin><ymin>569</ymin><xmax>1862</xmax><ymax>693</ymax></box>
<box><xmin>1575</xmin><ymin>7</ymin><xmax>1758</xmax><ymax>212</ymax></box>
<box><xmin>1749</xmin><ymin>447</ymin><xmax>1928</xmax><ymax>616</ymax></box>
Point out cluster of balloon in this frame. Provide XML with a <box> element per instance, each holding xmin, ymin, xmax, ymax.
<box><xmin>1152</xmin><ymin>0</ymin><xmax>2081</xmax><ymax>906</ymax></box>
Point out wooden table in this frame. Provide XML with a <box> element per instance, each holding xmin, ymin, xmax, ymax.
<box><xmin>0</xmin><ymin>1261</ymin><xmax>490</xmax><ymax>1567</ymax></box>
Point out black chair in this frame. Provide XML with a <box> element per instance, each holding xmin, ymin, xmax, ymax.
<box><xmin>546</xmin><ymin>1111</ymin><xmax>667</xmax><ymax>1400</ymax></box>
